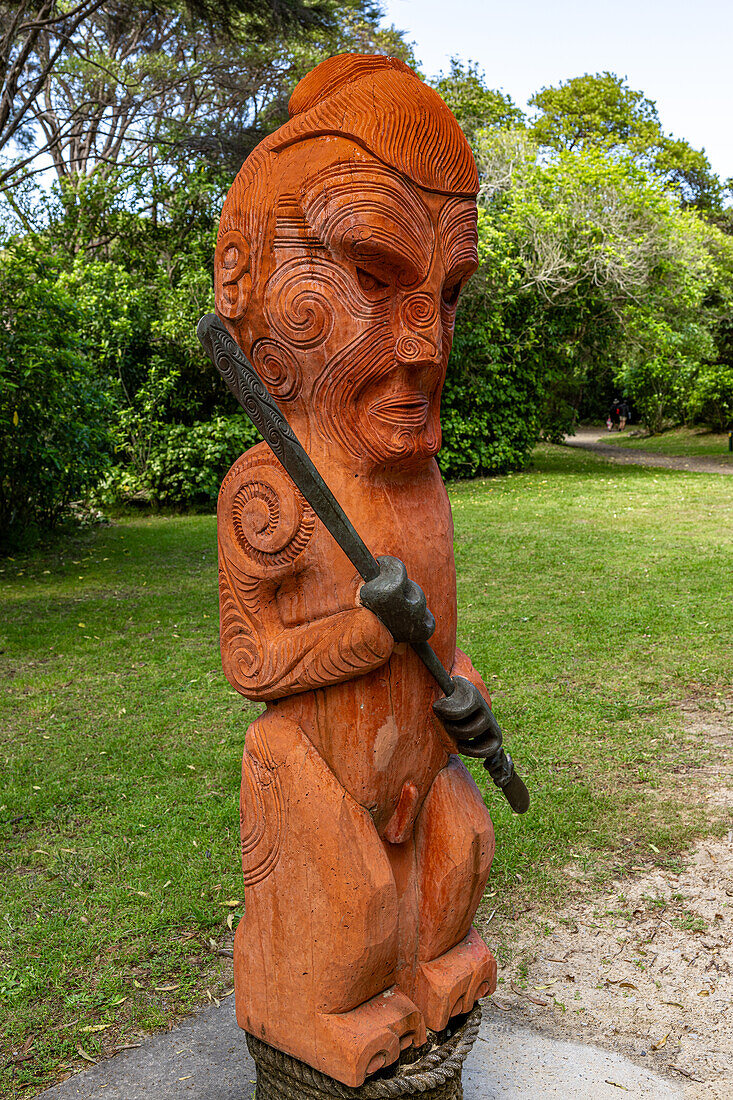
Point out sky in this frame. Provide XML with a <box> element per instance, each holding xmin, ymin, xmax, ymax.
<box><xmin>381</xmin><ymin>0</ymin><xmax>733</xmax><ymax>182</ymax></box>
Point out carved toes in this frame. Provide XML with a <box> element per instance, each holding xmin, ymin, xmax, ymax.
<box><xmin>414</xmin><ymin>926</ymin><xmax>496</xmax><ymax>1032</ymax></box>
<box><xmin>318</xmin><ymin>988</ymin><xmax>426</xmax><ymax>1087</ymax></box>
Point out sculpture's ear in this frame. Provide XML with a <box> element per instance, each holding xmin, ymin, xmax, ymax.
<box><xmin>215</xmin><ymin>229</ymin><xmax>251</xmax><ymax>322</ymax></box>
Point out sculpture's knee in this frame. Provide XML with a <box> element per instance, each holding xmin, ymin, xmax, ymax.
<box><xmin>235</xmin><ymin>712</ymin><xmax>399</xmax><ymax>1029</ymax></box>
<box><xmin>415</xmin><ymin>755</ymin><xmax>494</xmax><ymax>961</ymax></box>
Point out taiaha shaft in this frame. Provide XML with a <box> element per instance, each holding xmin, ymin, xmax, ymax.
<box><xmin>198</xmin><ymin>312</ymin><xmax>529</xmax><ymax>815</ymax></box>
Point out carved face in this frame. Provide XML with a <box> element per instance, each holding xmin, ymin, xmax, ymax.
<box><xmin>216</xmin><ymin>143</ymin><xmax>478</xmax><ymax>470</ymax></box>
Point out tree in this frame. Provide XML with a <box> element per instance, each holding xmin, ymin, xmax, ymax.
<box><xmin>0</xmin><ymin>0</ymin><xmax>334</xmax><ymax>192</ymax></box>
<box><xmin>432</xmin><ymin>59</ymin><xmax>523</xmax><ymax>146</ymax></box>
<box><xmin>460</xmin><ymin>128</ymin><xmax>733</xmax><ymax>440</ymax></box>
<box><xmin>0</xmin><ymin>236</ymin><xmax>113</xmax><ymax>544</ymax></box>
<box><xmin>529</xmin><ymin>72</ymin><xmax>722</xmax><ymax>210</ymax></box>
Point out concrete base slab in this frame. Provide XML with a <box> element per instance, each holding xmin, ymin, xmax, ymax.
<box><xmin>466</xmin><ymin>1013</ymin><xmax>684</xmax><ymax>1098</ymax></box>
<box><xmin>37</xmin><ymin>999</ymin><xmax>682</xmax><ymax>1099</ymax></box>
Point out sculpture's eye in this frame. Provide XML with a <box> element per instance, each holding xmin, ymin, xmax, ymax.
<box><xmin>441</xmin><ymin>281</ymin><xmax>462</xmax><ymax>309</ymax></box>
<box><xmin>355</xmin><ymin>266</ymin><xmax>389</xmax><ymax>296</ymax></box>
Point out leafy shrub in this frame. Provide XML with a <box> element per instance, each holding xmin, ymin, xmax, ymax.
<box><xmin>145</xmin><ymin>415</ymin><xmax>259</xmax><ymax>506</ymax></box>
<box><xmin>0</xmin><ymin>239</ymin><xmax>113</xmax><ymax>548</ymax></box>
<box><xmin>439</xmin><ymin>307</ymin><xmax>543</xmax><ymax>479</ymax></box>
<box><xmin>687</xmin><ymin>363</ymin><xmax>733</xmax><ymax>432</ymax></box>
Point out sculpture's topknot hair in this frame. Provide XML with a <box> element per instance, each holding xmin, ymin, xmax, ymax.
<box><xmin>288</xmin><ymin>54</ymin><xmax>414</xmax><ymax>117</ymax></box>
<box><xmin>272</xmin><ymin>54</ymin><xmax>478</xmax><ymax>197</ymax></box>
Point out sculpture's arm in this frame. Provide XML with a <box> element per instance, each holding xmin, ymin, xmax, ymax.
<box><xmin>219</xmin><ymin>559</ymin><xmax>394</xmax><ymax>701</ymax></box>
<box><xmin>218</xmin><ymin>445</ymin><xmax>394</xmax><ymax>702</ymax></box>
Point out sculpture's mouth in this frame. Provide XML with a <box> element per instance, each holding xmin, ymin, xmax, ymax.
<box><xmin>368</xmin><ymin>391</ymin><xmax>430</xmax><ymax>430</ymax></box>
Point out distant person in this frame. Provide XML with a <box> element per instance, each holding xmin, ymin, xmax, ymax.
<box><xmin>607</xmin><ymin>398</ymin><xmax>622</xmax><ymax>431</ymax></box>
<box><xmin>618</xmin><ymin>399</ymin><xmax>630</xmax><ymax>431</ymax></box>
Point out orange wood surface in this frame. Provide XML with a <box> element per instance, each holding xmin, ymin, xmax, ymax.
<box><xmin>215</xmin><ymin>54</ymin><xmax>496</xmax><ymax>1088</ymax></box>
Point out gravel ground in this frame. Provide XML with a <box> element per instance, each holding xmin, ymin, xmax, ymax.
<box><xmin>485</xmin><ymin>696</ymin><xmax>733</xmax><ymax>1099</ymax></box>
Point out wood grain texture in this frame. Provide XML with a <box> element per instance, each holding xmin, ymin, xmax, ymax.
<box><xmin>214</xmin><ymin>53</ymin><xmax>496</xmax><ymax>1088</ymax></box>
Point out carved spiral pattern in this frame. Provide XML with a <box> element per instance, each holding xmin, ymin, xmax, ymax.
<box><xmin>220</xmin><ymin>455</ymin><xmax>316</xmax><ymax>575</ymax></box>
<box><xmin>401</xmin><ymin>293</ymin><xmax>437</xmax><ymax>330</ymax></box>
<box><xmin>252</xmin><ymin>339</ymin><xmax>301</xmax><ymax>401</ymax></box>
<box><xmin>264</xmin><ymin>257</ymin><xmax>386</xmax><ymax>350</ymax></box>
<box><xmin>395</xmin><ymin>335</ymin><xmax>424</xmax><ymax>362</ymax></box>
<box><xmin>264</xmin><ymin>262</ymin><xmax>336</xmax><ymax>349</ymax></box>
<box><xmin>232</xmin><ymin>477</ymin><xmax>315</xmax><ymax>569</ymax></box>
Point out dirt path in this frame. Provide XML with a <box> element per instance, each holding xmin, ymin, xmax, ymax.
<box><xmin>482</xmin><ymin>695</ymin><xmax>733</xmax><ymax>1099</ymax></box>
<box><xmin>563</xmin><ymin>428</ymin><xmax>733</xmax><ymax>474</ymax></box>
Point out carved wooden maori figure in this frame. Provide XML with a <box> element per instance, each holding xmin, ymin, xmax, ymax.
<box><xmin>214</xmin><ymin>54</ymin><xmax>502</xmax><ymax>1089</ymax></box>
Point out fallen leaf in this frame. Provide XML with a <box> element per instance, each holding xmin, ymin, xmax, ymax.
<box><xmin>605</xmin><ymin>1082</ymin><xmax>629</xmax><ymax>1091</ymax></box>
<box><xmin>652</xmin><ymin>1032</ymin><xmax>670</xmax><ymax>1050</ymax></box>
<box><xmin>221</xmin><ymin>989</ymin><xmax>235</xmax><ymax>997</ymax></box>
<box><xmin>222</xmin><ymin>899</ymin><xmax>241</xmax><ymax>908</ymax></box>
<box><xmin>133</xmin><ymin>980</ymin><xmax>144</xmax><ymax>989</ymax></box>
<box><xmin>162</xmin><ymin>880</ymin><xmax>171</xmax><ymax>889</ymax></box>
<box><xmin>80</xmin><ymin>1024</ymin><xmax>111</xmax><ymax>1033</ymax></box>
<box><xmin>178</xmin><ymin>1076</ymin><xmax>193</xmax><ymax>1081</ymax></box>
<box><xmin>154</xmin><ymin>984</ymin><xmax>179</xmax><ymax>992</ymax></box>
<box><xmin>661</xmin><ymin>1001</ymin><xmax>684</xmax><ymax>1009</ymax></box>
<box><xmin>76</xmin><ymin>1046</ymin><xmax>96</xmax><ymax>1064</ymax></box>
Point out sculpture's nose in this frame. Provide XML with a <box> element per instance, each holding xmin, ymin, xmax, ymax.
<box><xmin>395</xmin><ymin>292</ymin><xmax>442</xmax><ymax>368</ymax></box>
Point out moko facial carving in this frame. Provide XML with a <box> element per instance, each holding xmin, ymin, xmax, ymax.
<box><xmin>211</xmin><ymin>54</ymin><xmax>507</xmax><ymax>1089</ymax></box>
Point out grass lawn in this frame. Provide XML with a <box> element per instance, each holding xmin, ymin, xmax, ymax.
<box><xmin>2</xmin><ymin>444</ymin><xmax>732</xmax><ymax>1096</ymax></box>
<box><xmin>601</xmin><ymin>425</ymin><xmax>733</xmax><ymax>460</ymax></box>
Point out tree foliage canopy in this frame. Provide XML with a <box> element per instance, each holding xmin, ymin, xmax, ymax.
<box><xmin>529</xmin><ymin>72</ymin><xmax>723</xmax><ymax>210</ymax></box>
<box><xmin>1</xmin><ymin>19</ymin><xmax>732</xmax><ymax>543</ymax></box>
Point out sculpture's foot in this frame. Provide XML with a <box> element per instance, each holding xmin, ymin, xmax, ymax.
<box><xmin>414</xmin><ymin>926</ymin><xmax>497</xmax><ymax>1031</ymax></box>
<box><xmin>247</xmin><ymin>1004</ymin><xmax>481</xmax><ymax>1099</ymax></box>
<box><xmin>313</xmin><ymin>987</ymin><xmax>426</xmax><ymax>1087</ymax></box>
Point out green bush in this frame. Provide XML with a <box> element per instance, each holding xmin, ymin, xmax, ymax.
<box><xmin>439</xmin><ymin>308</ymin><xmax>543</xmax><ymax>479</ymax></box>
<box><xmin>145</xmin><ymin>415</ymin><xmax>260</xmax><ymax>506</ymax></box>
<box><xmin>687</xmin><ymin>363</ymin><xmax>733</xmax><ymax>431</ymax></box>
<box><xmin>0</xmin><ymin>239</ymin><xmax>113</xmax><ymax>548</ymax></box>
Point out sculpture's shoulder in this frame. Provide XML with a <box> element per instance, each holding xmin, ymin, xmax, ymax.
<box><xmin>218</xmin><ymin>441</ymin><xmax>317</xmax><ymax>581</ymax></box>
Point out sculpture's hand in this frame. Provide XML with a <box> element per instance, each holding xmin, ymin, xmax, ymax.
<box><xmin>358</xmin><ymin>555</ymin><xmax>435</xmax><ymax>645</ymax></box>
<box><xmin>432</xmin><ymin>675</ymin><xmax>503</xmax><ymax>759</ymax></box>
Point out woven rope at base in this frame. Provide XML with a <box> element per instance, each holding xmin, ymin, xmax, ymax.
<box><xmin>246</xmin><ymin>1004</ymin><xmax>481</xmax><ymax>1099</ymax></box>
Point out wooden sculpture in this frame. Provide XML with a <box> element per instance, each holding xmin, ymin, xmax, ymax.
<box><xmin>209</xmin><ymin>54</ymin><xmax>513</xmax><ymax>1089</ymax></box>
